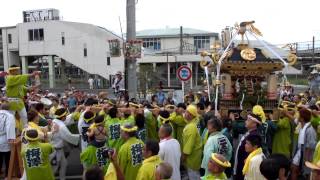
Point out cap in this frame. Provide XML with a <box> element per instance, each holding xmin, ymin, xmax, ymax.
<box><xmin>186</xmin><ymin>105</ymin><xmax>198</xmax><ymax>117</ymax></box>
<box><xmin>252</xmin><ymin>105</ymin><xmax>266</xmax><ymax>122</ymax></box>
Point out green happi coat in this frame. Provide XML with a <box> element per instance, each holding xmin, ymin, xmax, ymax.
<box><xmin>272</xmin><ymin>117</ymin><xmax>292</xmax><ymax>158</ymax></box>
<box><xmin>145</xmin><ymin>112</ymin><xmax>159</xmax><ymax>141</ymax></box>
<box><xmin>6</xmin><ymin>74</ymin><xmax>29</xmax><ymax>111</ymax></box>
<box><xmin>201</xmin><ymin>172</ymin><xmax>228</xmax><ymax>180</ymax></box>
<box><xmin>80</xmin><ymin>145</ymin><xmax>110</xmax><ymax>173</ymax></box>
<box><xmin>105</xmin><ymin>117</ymin><xmax>124</xmax><ymax>152</ymax></box>
<box><xmin>118</xmin><ymin>137</ymin><xmax>144</xmax><ymax>180</ymax></box>
<box><xmin>136</xmin><ymin>155</ymin><xmax>162</xmax><ymax>180</ymax></box>
<box><xmin>122</xmin><ymin>115</ymin><xmax>135</xmax><ymax>125</ymax></box>
<box><xmin>21</xmin><ymin>142</ymin><xmax>54</xmax><ymax>180</ymax></box>
<box><xmin>313</xmin><ymin>141</ymin><xmax>320</xmax><ymax>163</ymax></box>
<box><xmin>170</xmin><ymin>112</ymin><xmax>186</xmax><ymax>147</ymax></box>
<box><xmin>311</xmin><ymin>115</ymin><xmax>320</xmax><ymax>140</ymax></box>
<box><xmin>182</xmin><ymin>118</ymin><xmax>202</xmax><ymax>171</ymax></box>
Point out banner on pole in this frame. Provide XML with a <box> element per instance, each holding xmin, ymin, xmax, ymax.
<box><xmin>125</xmin><ymin>40</ymin><xmax>142</xmax><ymax>59</ymax></box>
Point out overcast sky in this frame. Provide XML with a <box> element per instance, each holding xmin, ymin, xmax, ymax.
<box><xmin>0</xmin><ymin>0</ymin><xmax>319</xmax><ymax>45</ymax></box>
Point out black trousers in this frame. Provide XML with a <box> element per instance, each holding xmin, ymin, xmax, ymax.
<box><xmin>0</xmin><ymin>151</ymin><xmax>11</xmax><ymax>176</ymax></box>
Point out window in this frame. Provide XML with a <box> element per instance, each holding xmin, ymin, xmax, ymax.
<box><xmin>25</xmin><ymin>14</ymin><xmax>30</xmax><ymax>22</ymax></box>
<box><xmin>194</xmin><ymin>36</ymin><xmax>210</xmax><ymax>49</ymax></box>
<box><xmin>34</xmin><ymin>30</ymin><xmax>39</xmax><ymax>40</ymax></box>
<box><xmin>28</xmin><ymin>29</ymin><xmax>44</xmax><ymax>41</ymax></box>
<box><xmin>39</xmin><ymin>29</ymin><xmax>44</xmax><ymax>40</ymax></box>
<box><xmin>142</xmin><ymin>38</ymin><xmax>161</xmax><ymax>50</ymax></box>
<box><xmin>84</xmin><ymin>43</ymin><xmax>87</xmax><ymax>57</ymax></box>
<box><xmin>28</xmin><ymin>30</ymin><xmax>33</xmax><ymax>41</ymax></box>
<box><xmin>23</xmin><ymin>12</ymin><xmax>31</xmax><ymax>22</ymax></box>
<box><xmin>61</xmin><ymin>32</ymin><xmax>65</xmax><ymax>45</ymax></box>
<box><xmin>8</xmin><ymin>34</ymin><xmax>12</xmax><ymax>43</ymax></box>
<box><xmin>107</xmin><ymin>57</ymin><xmax>110</xmax><ymax>65</ymax></box>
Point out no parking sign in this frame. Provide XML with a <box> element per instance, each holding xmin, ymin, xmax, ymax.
<box><xmin>177</xmin><ymin>66</ymin><xmax>192</xmax><ymax>81</ymax></box>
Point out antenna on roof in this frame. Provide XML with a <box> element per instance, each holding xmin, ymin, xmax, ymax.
<box><xmin>118</xmin><ymin>16</ymin><xmax>126</xmax><ymax>56</ymax></box>
<box><xmin>119</xmin><ymin>16</ymin><xmax>125</xmax><ymax>42</ymax></box>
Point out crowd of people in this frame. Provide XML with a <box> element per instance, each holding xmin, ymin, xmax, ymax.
<box><xmin>1</xmin><ymin>65</ymin><xmax>320</xmax><ymax>180</ymax></box>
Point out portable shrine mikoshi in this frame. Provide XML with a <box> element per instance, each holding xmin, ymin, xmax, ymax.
<box><xmin>200</xmin><ymin>21</ymin><xmax>298</xmax><ymax>117</ymax></box>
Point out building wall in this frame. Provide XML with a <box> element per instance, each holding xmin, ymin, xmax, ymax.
<box><xmin>138</xmin><ymin>54</ymin><xmax>213</xmax><ymax>63</ymax></box>
<box><xmin>1</xmin><ymin>27</ymin><xmax>20</xmax><ymax>70</ymax></box>
<box><xmin>7</xmin><ymin>28</ymin><xmax>19</xmax><ymax>50</ymax></box>
<box><xmin>15</xmin><ymin>21</ymin><xmax>124</xmax><ymax>80</ymax></box>
<box><xmin>161</xmin><ymin>37</ymin><xmax>180</xmax><ymax>50</ymax></box>
<box><xmin>9</xmin><ymin>51</ymin><xmax>20</xmax><ymax>66</ymax></box>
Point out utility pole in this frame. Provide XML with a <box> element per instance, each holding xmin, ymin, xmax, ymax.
<box><xmin>167</xmin><ymin>52</ymin><xmax>170</xmax><ymax>87</ymax></box>
<box><xmin>312</xmin><ymin>36</ymin><xmax>315</xmax><ymax>64</ymax></box>
<box><xmin>126</xmin><ymin>0</ymin><xmax>137</xmax><ymax>98</ymax></box>
<box><xmin>180</xmin><ymin>26</ymin><xmax>183</xmax><ymax>55</ymax></box>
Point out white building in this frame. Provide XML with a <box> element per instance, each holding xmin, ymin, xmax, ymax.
<box><xmin>0</xmin><ymin>9</ymin><xmax>124</xmax><ymax>88</ymax></box>
<box><xmin>136</xmin><ymin>27</ymin><xmax>219</xmax><ymax>89</ymax></box>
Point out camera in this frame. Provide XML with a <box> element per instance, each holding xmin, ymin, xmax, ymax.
<box><xmin>102</xmin><ymin>148</ymin><xmax>114</xmax><ymax>159</ymax></box>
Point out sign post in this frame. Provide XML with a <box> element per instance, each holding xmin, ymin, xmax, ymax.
<box><xmin>177</xmin><ymin>66</ymin><xmax>192</xmax><ymax>101</ymax></box>
<box><xmin>182</xmin><ymin>81</ymin><xmax>185</xmax><ymax>100</ymax></box>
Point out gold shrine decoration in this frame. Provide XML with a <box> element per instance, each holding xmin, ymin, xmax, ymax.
<box><xmin>200</xmin><ymin>51</ymin><xmax>216</xmax><ymax>69</ymax></box>
<box><xmin>211</xmin><ymin>52</ymin><xmax>220</xmax><ymax>64</ymax></box>
<box><xmin>282</xmin><ymin>44</ymin><xmax>297</xmax><ymax>54</ymax></box>
<box><xmin>287</xmin><ymin>53</ymin><xmax>297</xmax><ymax>66</ymax></box>
<box><xmin>200</xmin><ymin>59</ymin><xmax>212</xmax><ymax>69</ymax></box>
<box><xmin>235</xmin><ymin>21</ymin><xmax>263</xmax><ymax>37</ymax></box>
<box><xmin>221</xmin><ymin>61</ymin><xmax>283</xmax><ymax>75</ymax></box>
<box><xmin>241</xmin><ymin>48</ymin><xmax>256</xmax><ymax>61</ymax></box>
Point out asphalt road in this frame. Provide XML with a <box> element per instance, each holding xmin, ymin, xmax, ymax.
<box><xmin>63</xmin><ymin>146</ymin><xmax>83</xmax><ymax>180</ymax></box>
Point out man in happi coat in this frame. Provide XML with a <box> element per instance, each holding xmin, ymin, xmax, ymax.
<box><xmin>6</xmin><ymin>65</ymin><xmax>39</xmax><ymax>127</ymax></box>
<box><xmin>117</xmin><ymin>124</ymin><xmax>144</xmax><ymax>180</ymax></box>
<box><xmin>21</xmin><ymin>128</ymin><xmax>54</xmax><ymax>180</ymax></box>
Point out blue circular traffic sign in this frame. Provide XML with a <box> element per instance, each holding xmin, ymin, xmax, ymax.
<box><xmin>177</xmin><ymin>66</ymin><xmax>192</xmax><ymax>81</ymax></box>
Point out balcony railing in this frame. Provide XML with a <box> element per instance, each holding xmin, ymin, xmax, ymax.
<box><xmin>144</xmin><ymin>41</ymin><xmax>211</xmax><ymax>56</ymax></box>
